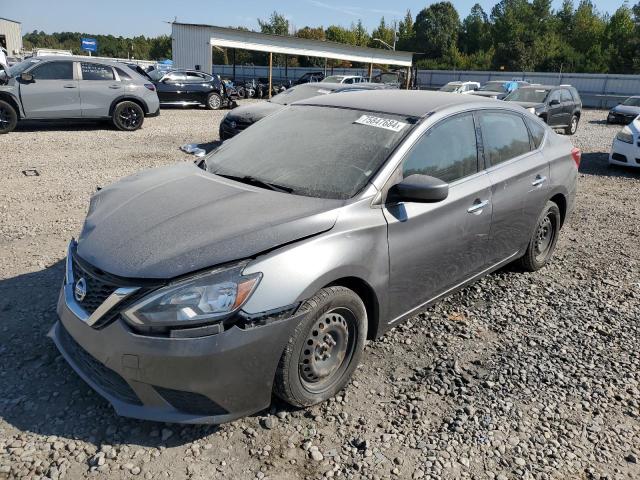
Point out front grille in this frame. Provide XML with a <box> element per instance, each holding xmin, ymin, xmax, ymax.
<box><xmin>58</xmin><ymin>323</ymin><xmax>142</xmax><ymax>405</ymax></box>
<box><xmin>154</xmin><ymin>386</ymin><xmax>228</xmax><ymax>416</ymax></box>
<box><xmin>71</xmin><ymin>258</ymin><xmax>118</xmax><ymax>315</ymax></box>
<box><xmin>612</xmin><ymin>152</ymin><xmax>628</xmax><ymax>163</ymax></box>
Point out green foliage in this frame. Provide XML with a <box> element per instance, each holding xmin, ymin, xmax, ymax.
<box><xmin>22</xmin><ymin>31</ymin><xmax>171</xmax><ymax>60</ymax></box>
<box><xmin>22</xmin><ymin>4</ymin><xmax>640</xmax><ymax>74</ymax></box>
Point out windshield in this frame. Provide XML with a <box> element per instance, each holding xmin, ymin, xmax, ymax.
<box><xmin>205</xmin><ymin>106</ymin><xmax>416</xmax><ymax>199</ymax></box>
<box><xmin>270</xmin><ymin>85</ymin><xmax>334</xmax><ymax>105</ymax></box>
<box><xmin>439</xmin><ymin>84</ymin><xmax>460</xmax><ymax>92</ymax></box>
<box><xmin>478</xmin><ymin>81</ymin><xmax>506</xmax><ymax>92</ymax></box>
<box><xmin>322</xmin><ymin>76</ymin><xmax>344</xmax><ymax>83</ymax></box>
<box><xmin>6</xmin><ymin>58</ymin><xmax>41</xmax><ymax>77</ymax></box>
<box><xmin>622</xmin><ymin>97</ymin><xmax>640</xmax><ymax>107</ymax></box>
<box><xmin>505</xmin><ymin>88</ymin><xmax>550</xmax><ymax>103</ymax></box>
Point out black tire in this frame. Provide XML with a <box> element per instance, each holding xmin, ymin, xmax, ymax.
<box><xmin>206</xmin><ymin>93</ymin><xmax>222</xmax><ymax>110</ymax></box>
<box><xmin>564</xmin><ymin>114</ymin><xmax>579</xmax><ymax>135</ymax></box>
<box><xmin>518</xmin><ymin>201</ymin><xmax>561</xmax><ymax>272</ymax></box>
<box><xmin>112</xmin><ymin>101</ymin><xmax>144</xmax><ymax>131</ymax></box>
<box><xmin>274</xmin><ymin>286</ymin><xmax>367</xmax><ymax>408</ymax></box>
<box><xmin>0</xmin><ymin>99</ymin><xmax>18</xmax><ymax>134</ymax></box>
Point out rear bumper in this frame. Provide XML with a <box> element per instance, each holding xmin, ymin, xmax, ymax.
<box><xmin>50</xmin><ymin>288</ymin><xmax>304</xmax><ymax>424</ymax></box>
<box><xmin>146</xmin><ymin>107</ymin><xmax>160</xmax><ymax>118</ymax></box>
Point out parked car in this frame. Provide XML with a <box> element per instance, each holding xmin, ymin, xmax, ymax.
<box><xmin>439</xmin><ymin>81</ymin><xmax>480</xmax><ymax>94</ymax></box>
<box><xmin>219</xmin><ymin>81</ymin><xmax>388</xmax><ymax>139</ymax></box>
<box><xmin>371</xmin><ymin>70</ymin><xmax>404</xmax><ymax>88</ymax></box>
<box><xmin>471</xmin><ymin>80</ymin><xmax>530</xmax><ymax>100</ymax></box>
<box><xmin>5</xmin><ymin>56</ymin><xmax>22</xmax><ymax>67</ymax></box>
<box><xmin>0</xmin><ymin>56</ymin><xmax>159</xmax><ymax>134</ymax></box>
<box><xmin>607</xmin><ymin>96</ymin><xmax>640</xmax><ymax>124</ymax></box>
<box><xmin>609</xmin><ymin>117</ymin><xmax>640</xmax><ymax>168</ymax></box>
<box><xmin>504</xmin><ymin>85</ymin><xmax>582</xmax><ymax>135</ymax></box>
<box><xmin>51</xmin><ymin>90</ymin><xmax>579</xmax><ymax>424</ymax></box>
<box><xmin>293</xmin><ymin>71</ymin><xmax>325</xmax><ymax>85</ymax></box>
<box><xmin>321</xmin><ymin>75</ymin><xmax>366</xmax><ymax>84</ymax></box>
<box><xmin>148</xmin><ymin>69</ymin><xmax>233</xmax><ymax>110</ymax></box>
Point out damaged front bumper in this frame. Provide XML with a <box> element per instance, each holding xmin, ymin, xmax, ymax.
<box><xmin>50</xmin><ymin>285</ymin><xmax>304</xmax><ymax>424</ymax></box>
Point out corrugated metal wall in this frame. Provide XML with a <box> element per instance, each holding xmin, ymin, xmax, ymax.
<box><xmin>0</xmin><ymin>19</ymin><xmax>23</xmax><ymax>55</ymax></box>
<box><xmin>172</xmin><ymin>24</ymin><xmax>212</xmax><ymax>73</ymax></box>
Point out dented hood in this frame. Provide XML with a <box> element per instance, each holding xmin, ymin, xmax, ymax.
<box><xmin>77</xmin><ymin>163</ymin><xmax>343</xmax><ymax>279</ymax></box>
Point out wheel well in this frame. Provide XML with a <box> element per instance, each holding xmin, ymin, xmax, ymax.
<box><xmin>549</xmin><ymin>193</ymin><xmax>567</xmax><ymax>226</ymax></box>
<box><xmin>574</xmin><ymin>111</ymin><xmax>581</xmax><ymax>119</ymax></box>
<box><xmin>325</xmin><ymin>277</ymin><xmax>379</xmax><ymax>340</ymax></box>
<box><xmin>0</xmin><ymin>93</ymin><xmax>21</xmax><ymax>119</ymax></box>
<box><xmin>109</xmin><ymin>97</ymin><xmax>147</xmax><ymax>116</ymax></box>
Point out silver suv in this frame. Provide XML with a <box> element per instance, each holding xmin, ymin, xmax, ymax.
<box><xmin>0</xmin><ymin>56</ymin><xmax>160</xmax><ymax>133</ymax></box>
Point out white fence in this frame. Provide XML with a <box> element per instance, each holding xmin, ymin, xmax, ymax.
<box><xmin>213</xmin><ymin>64</ymin><xmax>640</xmax><ymax>108</ymax></box>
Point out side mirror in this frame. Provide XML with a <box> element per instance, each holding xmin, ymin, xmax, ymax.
<box><xmin>549</xmin><ymin>99</ymin><xmax>560</xmax><ymax>106</ymax></box>
<box><xmin>388</xmin><ymin>174</ymin><xmax>449</xmax><ymax>203</ymax></box>
<box><xmin>20</xmin><ymin>72</ymin><xmax>34</xmax><ymax>82</ymax></box>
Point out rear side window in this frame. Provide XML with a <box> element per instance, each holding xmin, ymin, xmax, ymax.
<box><xmin>478</xmin><ymin>111</ymin><xmax>532</xmax><ymax>166</ymax></box>
<box><xmin>548</xmin><ymin>90</ymin><xmax>561</xmax><ymax>103</ymax></box>
<box><xmin>30</xmin><ymin>61</ymin><xmax>73</xmax><ymax>80</ymax></box>
<box><xmin>402</xmin><ymin>113</ymin><xmax>478</xmax><ymax>183</ymax></box>
<box><xmin>526</xmin><ymin>118</ymin><xmax>546</xmax><ymax>148</ymax></box>
<box><xmin>115</xmin><ymin>67</ymin><xmax>132</xmax><ymax>80</ymax></box>
<box><xmin>81</xmin><ymin>63</ymin><xmax>115</xmax><ymax>81</ymax></box>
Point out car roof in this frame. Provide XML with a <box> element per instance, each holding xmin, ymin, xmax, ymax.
<box><xmin>22</xmin><ymin>55</ymin><xmax>128</xmax><ymax>67</ymax></box>
<box><xmin>295</xmin><ymin>89</ymin><xmax>497</xmax><ymax>117</ymax></box>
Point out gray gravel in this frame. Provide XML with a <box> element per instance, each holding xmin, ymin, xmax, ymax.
<box><xmin>0</xmin><ymin>107</ymin><xmax>639</xmax><ymax>480</ymax></box>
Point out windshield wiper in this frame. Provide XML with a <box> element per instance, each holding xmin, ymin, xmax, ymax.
<box><xmin>216</xmin><ymin>173</ymin><xmax>294</xmax><ymax>194</ymax></box>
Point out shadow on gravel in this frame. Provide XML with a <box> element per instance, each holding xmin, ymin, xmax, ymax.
<box><xmin>14</xmin><ymin>119</ymin><xmax>117</xmax><ymax>133</ymax></box>
<box><xmin>0</xmin><ymin>262</ymin><xmax>219</xmax><ymax>447</ymax></box>
<box><xmin>579</xmin><ymin>152</ymin><xmax>640</xmax><ymax>178</ymax></box>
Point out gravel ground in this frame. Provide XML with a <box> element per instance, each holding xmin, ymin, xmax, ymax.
<box><xmin>0</xmin><ymin>107</ymin><xmax>638</xmax><ymax>480</ymax></box>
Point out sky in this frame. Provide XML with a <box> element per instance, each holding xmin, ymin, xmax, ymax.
<box><xmin>2</xmin><ymin>0</ymin><xmax>628</xmax><ymax>38</ymax></box>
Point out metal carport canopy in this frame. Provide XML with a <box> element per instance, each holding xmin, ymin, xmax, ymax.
<box><xmin>200</xmin><ymin>25</ymin><xmax>413</xmax><ymax>67</ymax></box>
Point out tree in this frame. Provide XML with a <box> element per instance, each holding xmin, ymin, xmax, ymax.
<box><xmin>295</xmin><ymin>26</ymin><xmax>326</xmax><ymax>67</ymax></box>
<box><xmin>369</xmin><ymin>17</ymin><xmax>395</xmax><ymax>49</ymax></box>
<box><xmin>351</xmin><ymin>20</ymin><xmax>370</xmax><ymax>47</ymax></box>
<box><xmin>397</xmin><ymin>10</ymin><xmax>415</xmax><ymax>51</ymax></box>
<box><xmin>459</xmin><ymin>4</ymin><xmax>491</xmax><ymax>54</ymax></box>
<box><xmin>258</xmin><ymin>11</ymin><xmax>290</xmax><ymax>36</ymax></box>
<box><xmin>604</xmin><ymin>4</ymin><xmax>636</xmax><ymax>72</ymax></box>
<box><xmin>415</xmin><ymin>2</ymin><xmax>460</xmax><ymax>58</ymax></box>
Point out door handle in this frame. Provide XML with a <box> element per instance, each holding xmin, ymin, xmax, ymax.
<box><xmin>63</xmin><ymin>84</ymin><xmax>77</xmax><ymax>89</ymax></box>
<box><xmin>109</xmin><ymin>85</ymin><xmax>121</xmax><ymax>89</ymax></box>
<box><xmin>467</xmin><ymin>199</ymin><xmax>489</xmax><ymax>214</ymax></box>
<box><xmin>532</xmin><ymin>175</ymin><xmax>547</xmax><ymax>187</ymax></box>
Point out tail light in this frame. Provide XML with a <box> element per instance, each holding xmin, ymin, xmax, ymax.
<box><xmin>571</xmin><ymin>147</ymin><xmax>581</xmax><ymax>168</ymax></box>
<box><xmin>144</xmin><ymin>83</ymin><xmax>156</xmax><ymax>91</ymax></box>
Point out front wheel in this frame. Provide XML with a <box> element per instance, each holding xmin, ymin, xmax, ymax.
<box><xmin>0</xmin><ymin>100</ymin><xmax>18</xmax><ymax>134</ymax></box>
<box><xmin>112</xmin><ymin>101</ymin><xmax>144</xmax><ymax>131</ymax></box>
<box><xmin>564</xmin><ymin>114</ymin><xmax>579</xmax><ymax>135</ymax></box>
<box><xmin>274</xmin><ymin>286</ymin><xmax>367</xmax><ymax>407</ymax></box>
<box><xmin>206</xmin><ymin>93</ymin><xmax>222</xmax><ymax>110</ymax></box>
<box><xmin>518</xmin><ymin>201</ymin><xmax>561</xmax><ymax>271</ymax></box>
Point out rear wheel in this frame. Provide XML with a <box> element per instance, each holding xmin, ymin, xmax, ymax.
<box><xmin>112</xmin><ymin>101</ymin><xmax>144</xmax><ymax>131</ymax></box>
<box><xmin>518</xmin><ymin>201</ymin><xmax>561</xmax><ymax>271</ymax></box>
<box><xmin>206</xmin><ymin>93</ymin><xmax>222</xmax><ymax>110</ymax></box>
<box><xmin>0</xmin><ymin>100</ymin><xmax>18</xmax><ymax>134</ymax></box>
<box><xmin>274</xmin><ymin>286</ymin><xmax>367</xmax><ymax>407</ymax></box>
<box><xmin>564</xmin><ymin>114</ymin><xmax>579</xmax><ymax>135</ymax></box>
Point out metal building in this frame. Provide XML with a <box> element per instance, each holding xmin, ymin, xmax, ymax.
<box><xmin>0</xmin><ymin>17</ymin><xmax>23</xmax><ymax>55</ymax></box>
<box><xmin>171</xmin><ymin>22</ymin><xmax>413</xmax><ymax>89</ymax></box>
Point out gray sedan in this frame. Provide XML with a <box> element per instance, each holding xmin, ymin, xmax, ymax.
<box><xmin>51</xmin><ymin>90</ymin><xmax>579</xmax><ymax>424</ymax></box>
<box><xmin>607</xmin><ymin>96</ymin><xmax>640</xmax><ymax>124</ymax></box>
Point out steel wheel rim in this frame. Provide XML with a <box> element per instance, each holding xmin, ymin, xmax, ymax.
<box><xmin>0</xmin><ymin>107</ymin><xmax>10</xmax><ymax>128</ymax></box>
<box><xmin>534</xmin><ymin>213</ymin><xmax>556</xmax><ymax>261</ymax></box>
<box><xmin>571</xmin><ymin>117</ymin><xmax>577</xmax><ymax>133</ymax></box>
<box><xmin>299</xmin><ymin>307</ymin><xmax>357</xmax><ymax>393</ymax></box>
<box><xmin>119</xmin><ymin>106</ymin><xmax>140</xmax><ymax>129</ymax></box>
<box><xmin>209</xmin><ymin>95</ymin><xmax>221</xmax><ymax>109</ymax></box>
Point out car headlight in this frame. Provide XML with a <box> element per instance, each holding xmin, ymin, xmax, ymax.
<box><xmin>122</xmin><ymin>262</ymin><xmax>261</xmax><ymax>327</ymax></box>
<box><xmin>616</xmin><ymin>128</ymin><xmax>634</xmax><ymax>144</ymax></box>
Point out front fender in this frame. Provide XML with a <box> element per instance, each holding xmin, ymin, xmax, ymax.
<box><xmin>0</xmin><ymin>84</ymin><xmax>24</xmax><ymax>117</ymax></box>
<box><xmin>242</xmin><ymin>199</ymin><xmax>389</xmax><ymax>330</ymax></box>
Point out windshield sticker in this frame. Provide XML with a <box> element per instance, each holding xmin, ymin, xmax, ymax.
<box><xmin>354</xmin><ymin>115</ymin><xmax>407</xmax><ymax>132</ymax></box>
